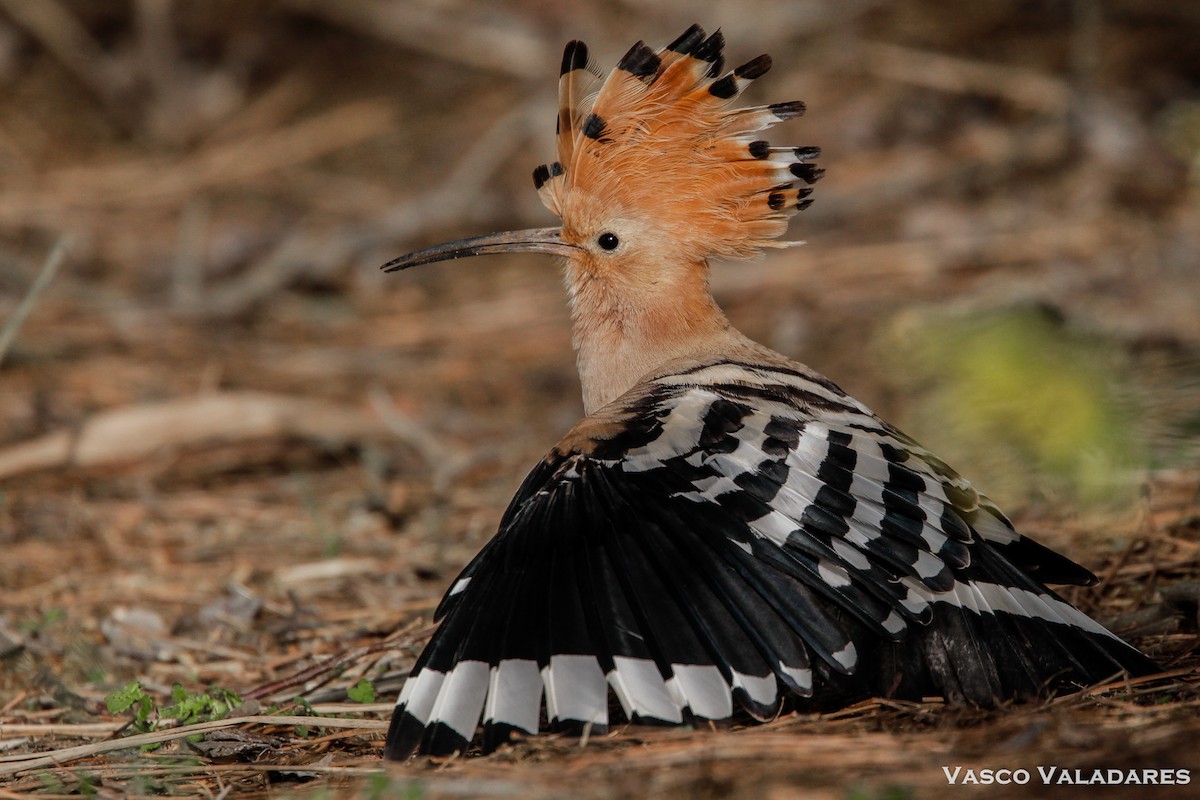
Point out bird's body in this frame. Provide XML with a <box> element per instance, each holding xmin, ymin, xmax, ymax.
<box><xmin>381</xmin><ymin>25</ymin><xmax>1157</xmax><ymax>760</ymax></box>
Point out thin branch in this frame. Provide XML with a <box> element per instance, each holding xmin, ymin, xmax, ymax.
<box><xmin>859</xmin><ymin>42</ymin><xmax>1073</xmax><ymax>113</ymax></box>
<box><xmin>197</xmin><ymin>98</ymin><xmax>533</xmax><ymax>317</ymax></box>
<box><xmin>0</xmin><ymin>723</ymin><xmax>122</xmax><ymax>737</ymax></box>
<box><xmin>0</xmin><ymin>715</ymin><xmax>388</xmax><ymax>776</ymax></box>
<box><xmin>367</xmin><ymin>386</ymin><xmax>471</xmax><ymax>496</ymax></box>
<box><xmin>0</xmin><ymin>0</ymin><xmax>129</xmax><ymax>113</ymax></box>
<box><xmin>6</xmin><ymin>101</ymin><xmax>393</xmax><ymax>216</ymax></box>
<box><xmin>0</xmin><ymin>235</ymin><xmax>70</xmax><ymax>368</ymax></box>
<box><xmin>282</xmin><ymin>0</ymin><xmax>551</xmax><ymax>79</ymax></box>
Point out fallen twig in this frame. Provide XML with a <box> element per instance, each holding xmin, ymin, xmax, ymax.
<box><xmin>0</xmin><ymin>722</ymin><xmax>122</xmax><ymax>737</ymax></box>
<box><xmin>0</xmin><ymin>715</ymin><xmax>388</xmax><ymax>776</ymax></box>
<box><xmin>244</xmin><ymin>636</ymin><xmax>412</xmax><ymax>702</ymax></box>
<box><xmin>0</xmin><ymin>391</ymin><xmax>387</xmax><ymax>480</ymax></box>
<box><xmin>0</xmin><ymin>235</ymin><xmax>70</xmax><ymax>368</ymax></box>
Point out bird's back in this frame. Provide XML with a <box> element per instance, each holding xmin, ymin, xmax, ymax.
<box><xmin>384</xmin><ymin>351</ymin><xmax>1158</xmax><ymax>759</ymax></box>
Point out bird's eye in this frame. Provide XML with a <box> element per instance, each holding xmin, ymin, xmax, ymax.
<box><xmin>597</xmin><ymin>232</ymin><xmax>620</xmax><ymax>251</ymax></box>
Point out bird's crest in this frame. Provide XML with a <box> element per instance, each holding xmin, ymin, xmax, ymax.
<box><xmin>532</xmin><ymin>25</ymin><xmax>822</xmax><ymax>262</ymax></box>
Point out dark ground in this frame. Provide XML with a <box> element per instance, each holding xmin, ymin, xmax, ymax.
<box><xmin>1</xmin><ymin>1</ymin><xmax>1198</xmax><ymax>797</ymax></box>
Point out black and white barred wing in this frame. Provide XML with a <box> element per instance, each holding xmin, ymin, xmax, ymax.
<box><xmin>384</xmin><ymin>367</ymin><xmax>1157</xmax><ymax>759</ymax></box>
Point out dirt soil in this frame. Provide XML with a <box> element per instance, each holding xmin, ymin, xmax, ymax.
<box><xmin>1</xmin><ymin>2</ymin><xmax>1198</xmax><ymax>798</ymax></box>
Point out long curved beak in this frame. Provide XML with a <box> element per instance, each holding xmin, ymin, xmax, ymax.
<box><xmin>381</xmin><ymin>227</ymin><xmax>578</xmax><ymax>272</ymax></box>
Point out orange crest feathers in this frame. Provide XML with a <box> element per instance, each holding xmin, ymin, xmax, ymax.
<box><xmin>532</xmin><ymin>25</ymin><xmax>822</xmax><ymax>262</ymax></box>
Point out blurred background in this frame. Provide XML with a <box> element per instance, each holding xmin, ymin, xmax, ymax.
<box><xmin>1</xmin><ymin>0</ymin><xmax>1197</xmax><ymax>507</ymax></box>
<box><xmin>1</xmin><ymin>0</ymin><xmax>1198</xmax><ymax>794</ymax></box>
<box><xmin>2</xmin><ymin>0</ymin><xmax>1199</xmax><ymax>623</ymax></box>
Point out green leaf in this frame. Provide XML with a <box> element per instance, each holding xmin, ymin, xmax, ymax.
<box><xmin>105</xmin><ymin>681</ymin><xmax>146</xmax><ymax>715</ymax></box>
<box><xmin>162</xmin><ymin>685</ymin><xmax>242</xmax><ymax>725</ymax></box>
<box><xmin>135</xmin><ymin>695</ymin><xmax>154</xmax><ymax>726</ymax></box>
<box><xmin>346</xmin><ymin>679</ymin><xmax>376</xmax><ymax>704</ymax></box>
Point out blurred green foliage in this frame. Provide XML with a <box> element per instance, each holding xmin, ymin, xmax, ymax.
<box><xmin>347</xmin><ymin>678</ymin><xmax>377</xmax><ymax>703</ymax></box>
<box><xmin>877</xmin><ymin>308</ymin><xmax>1147</xmax><ymax>511</ymax></box>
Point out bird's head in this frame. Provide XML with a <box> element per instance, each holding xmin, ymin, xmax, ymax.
<box><xmin>383</xmin><ymin>25</ymin><xmax>822</xmax><ymax>290</ymax></box>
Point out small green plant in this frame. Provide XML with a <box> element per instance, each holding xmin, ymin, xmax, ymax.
<box><xmin>289</xmin><ymin>694</ymin><xmax>320</xmax><ymax>737</ymax></box>
<box><xmin>105</xmin><ymin>681</ymin><xmax>155</xmax><ymax>733</ymax></box>
<box><xmin>292</xmin><ymin>695</ymin><xmax>317</xmax><ymax>714</ymax></box>
<box><xmin>162</xmin><ymin>683</ymin><xmax>241</xmax><ymax>725</ymax></box>
<box><xmin>73</xmin><ymin>771</ymin><xmax>99</xmax><ymax>796</ymax></box>
<box><xmin>105</xmin><ymin>680</ymin><xmax>242</xmax><ymax>745</ymax></box>
<box><xmin>162</xmin><ymin>683</ymin><xmax>242</xmax><ymax>743</ymax></box>
<box><xmin>347</xmin><ymin>678</ymin><xmax>376</xmax><ymax>703</ymax></box>
<box><xmin>37</xmin><ymin>772</ymin><xmax>65</xmax><ymax>793</ymax></box>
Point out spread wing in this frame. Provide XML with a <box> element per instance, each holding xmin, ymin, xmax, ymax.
<box><xmin>384</xmin><ymin>360</ymin><xmax>1157</xmax><ymax>759</ymax></box>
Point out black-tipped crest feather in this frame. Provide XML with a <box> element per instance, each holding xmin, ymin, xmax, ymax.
<box><xmin>561</xmin><ymin>39</ymin><xmax>589</xmax><ymax>75</ymax></box>
<box><xmin>617</xmin><ymin>41</ymin><xmax>662</xmax><ymax>81</ymax></box>
<box><xmin>735</xmin><ymin>54</ymin><xmax>772</xmax><ymax>79</ymax></box>
<box><xmin>708</xmin><ymin>75</ymin><xmax>738</xmax><ymax>99</ymax></box>
<box><xmin>667</xmin><ymin>24</ymin><xmax>706</xmax><ymax>54</ymax></box>
<box><xmin>582</xmin><ymin>113</ymin><xmax>607</xmax><ymax>140</ymax></box>
<box><xmin>693</xmin><ymin>29</ymin><xmax>725</xmax><ymax>62</ymax></box>
<box><xmin>769</xmin><ymin>101</ymin><xmax>806</xmax><ymax>119</ymax></box>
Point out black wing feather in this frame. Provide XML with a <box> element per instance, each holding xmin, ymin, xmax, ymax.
<box><xmin>385</xmin><ymin>369</ymin><xmax>1158</xmax><ymax>759</ymax></box>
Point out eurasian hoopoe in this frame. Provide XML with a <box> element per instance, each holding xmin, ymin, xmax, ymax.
<box><xmin>380</xmin><ymin>25</ymin><xmax>1158</xmax><ymax>760</ymax></box>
